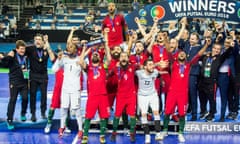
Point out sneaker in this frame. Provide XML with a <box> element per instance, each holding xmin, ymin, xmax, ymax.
<box><xmin>20</xmin><ymin>114</ymin><xmax>27</xmax><ymax>122</ymax></box>
<box><xmin>226</xmin><ymin>112</ymin><xmax>234</xmax><ymax>120</ymax></box>
<box><xmin>31</xmin><ymin>114</ymin><xmax>37</xmax><ymax>122</ymax></box>
<box><xmin>200</xmin><ymin>111</ymin><xmax>209</xmax><ymax>120</ymax></box>
<box><xmin>206</xmin><ymin>114</ymin><xmax>215</xmax><ymax>122</ymax></box>
<box><xmin>65</xmin><ymin>127</ymin><xmax>71</xmax><ymax>133</ymax></box>
<box><xmin>41</xmin><ymin>113</ymin><xmax>47</xmax><ymax>119</ymax></box>
<box><xmin>110</xmin><ymin>132</ymin><xmax>117</xmax><ymax>142</ymax></box>
<box><xmin>190</xmin><ymin>115</ymin><xmax>197</xmax><ymax>121</ymax></box>
<box><xmin>232</xmin><ymin>112</ymin><xmax>238</xmax><ymax>120</ymax></box>
<box><xmin>123</xmin><ymin>128</ymin><xmax>130</xmax><ymax>136</ymax></box>
<box><xmin>6</xmin><ymin>120</ymin><xmax>14</xmax><ymax>130</ymax></box>
<box><xmin>78</xmin><ymin>131</ymin><xmax>83</xmax><ymax>139</ymax></box>
<box><xmin>157</xmin><ymin>131</ymin><xmax>167</xmax><ymax>141</ymax></box>
<box><xmin>130</xmin><ymin>133</ymin><xmax>136</xmax><ymax>142</ymax></box>
<box><xmin>58</xmin><ymin>128</ymin><xmax>65</xmax><ymax>137</ymax></box>
<box><xmin>99</xmin><ymin>135</ymin><xmax>106</xmax><ymax>144</ymax></box>
<box><xmin>155</xmin><ymin>132</ymin><xmax>161</xmax><ymax>141</ymax></box>
<box><xmin>172</xmin><ymin>114</ymin><xmax>179</xmax><ymax>122</ymax></box>
<box><xmin>218</xmin><ymin>116</ymin><xmax>225</xmax><ymax>122</ymax></box>
<box><xmin>81</xmin><ymin>136</ymin><xmax>88</xmax><ymax>144</ymax></box>
<box><xmin>145</xmin><ymin>134</ymin><xmax>151</xmax><ymax>144</ymax></box>
<box><xmin>178</xmin><ymin>134</ymin><xmax>185</xmax><ymax>142</ymax></box>
<box><xmin>44</xmin><ymin>123</ymin><xmax>52</xmax><ymax>134</ymax></box>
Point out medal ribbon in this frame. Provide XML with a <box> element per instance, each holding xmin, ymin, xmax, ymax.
<box><xmin>16</xmin><ymin>54</ymin><xmax>26</xmax><ymax>67</ymax></box>
<box><xmin>206</xmin><ymin>57</ymin><xmax>213</xmax><ymax>66</ymax></box>
<box><xmin>93</xmin><ymin>66</ymin><xmax>98</xmax><ymax>77</ymax></box>
<box><xmin>158</xmin><ymin>45</ymin><xmax>164</xmax><ymax>56</ymax></box>
<box><xmin>136</xmin><ymin>55</ymin><xmax>140</xmax><ymax>64</ymax></box>
<box><xmin>37</xmin><ymin>49</ymin><xmax>43</xmax><ymax>59</ymax></box>
<box><xmin>179</xmin><ymin>64</ymin><xmax>185</xmax><ymax>75</ymax></box>
<box><xmin>110</xmin><ymin>16</ymin><xmax>115</xmax><ymax>30</ymax></box>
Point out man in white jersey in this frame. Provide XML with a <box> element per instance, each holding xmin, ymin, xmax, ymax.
<box><xmin>135</xmin><ymin>59</ymin><xmax>161</xmax><ymax>144</ymax></box>
<box><xmin>52</xmin><ymin>43</ymin><xmax>83</xmax><ymax>140</ymax></box>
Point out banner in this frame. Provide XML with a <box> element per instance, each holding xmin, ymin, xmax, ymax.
<box><xmin>125</xmin><ymin>0</ymin><xmax>240</xmax><ymax>29</ymax></box>
<box><xmin>185</xmin><ymin>122</ymin><xmax>240</xmax><ymax>133</ymax></box>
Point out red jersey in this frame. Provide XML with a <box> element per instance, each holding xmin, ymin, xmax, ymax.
<box><xmin>102</xmin><ymin>14</ymin><xmax>127</xmax><ymax>48</ymax></box>
<box><xmin>129</xmin><ymin>52</ymin><xmax>148</xmax><ymax>67</ymax></box>
<box><xmin>87</xmin><ymin>64</ymin><xmax>107</xmax><ymax>96</ymax></box>
<box><xmin>114</xmin><ymin>64</ymin><xmax>136</xmax><ymax>96</ymax></box>
<box><xmin>168</xmin><ymin>54</ymin><xmax>200</xmax><ymax>93</ymax></box>
<box><xmin>152</xmin><ymin>44</ymin><xmax>169</xmax><ymax>71</ymax></box>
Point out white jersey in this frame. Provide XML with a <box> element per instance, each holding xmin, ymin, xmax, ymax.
<box><xmin>52</xmin><ymin>56</ymin><xmax>82</xmax><ymax>93</ymax></box>
<box><xmin>135</xmin><ymin>69</ymin><xmax>158</xmax><ymax>96</ymax></box>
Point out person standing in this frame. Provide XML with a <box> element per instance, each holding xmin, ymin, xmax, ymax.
<box><xmin>102</xmin><ymin>2</ymin><xmax>128</xmax><ymax>48</ymax></box>
<box><xmin>26</xmin><ymin>34</ymin><xmax>55</xmax><ymax>122</ymax></box>
<box><xmin>159</xmin><ymin>40</ymin><xmax>210</xmax><ymax>143</ymax></box>
<box><xmin>80</xmin><ymin>31</ymin><xmax>111</xmax><ymax>144</ymax></box>
<box><xmin>52</xmin><ymin>43</ymin><xmax>83</xmax><ymax>139</ymax></box>
<box><xmin>135</xmin><ymin>59</ymin><xmax>161</xmax><ymax>144</ymax></box>
<box><xmin>0</xmin><ymin>40</ymin><xmax>28</xmax><ymax>130</ymax></box>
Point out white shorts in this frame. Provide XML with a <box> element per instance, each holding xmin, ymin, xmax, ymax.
<box><xmin>61</xmin><ymin>90</ymin><xmax>81</xmax><ymax>109</ymax></box>
<box><xmin>138</xmin><ymin>92</ymin><xmax>159</xmax><ymax>114</ymax></box>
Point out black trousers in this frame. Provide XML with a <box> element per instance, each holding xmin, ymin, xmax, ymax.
<box><xmin>7</xmin><ymin>82</ymin><xmax>28</xmax><ymax>121</ymax></box>
<box><xmin>199</xmin><ymin>79</ymin><xmax>217</xmax><ymax>115</ymax></box>
<box><xmin>30</xmin><ymin>79</ymin><xmax>48</xmax><ymax>115</ymax></box>
<box><xmin>228</xmin><ymin>74</ymin><xmax>240</xmax><ymax>113</ymax></box>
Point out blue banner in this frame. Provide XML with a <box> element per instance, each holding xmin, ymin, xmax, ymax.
<box><xmin>125</xmin><ymin>0</ymin><xmax>240</xmax><ymax>29</ymax></box>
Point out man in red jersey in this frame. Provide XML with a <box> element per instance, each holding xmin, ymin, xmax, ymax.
<box><xmin>158</xmin><ymin>39</ymin><xmax>210</xmax><ymax>143</ymax></box>
<box><xmin>110</xmin><ymin>52</ymin><xmax>137</xmax><ymax>143</ymax></box>
<box><xmin>102</xmin><ymin>2</ymin><xmax>128</xmax><ymax>48</ymax></box>
<box><xmin>80</xmin><ymin>30</ymin><xmax>111</xmax><ymax>144</ymax></box>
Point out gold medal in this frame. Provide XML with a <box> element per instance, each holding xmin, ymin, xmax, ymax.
<box><xmin>112</xmin><ymin>28</ymin><xmax>115</xmax><ymax>32</ymax></box>
<box><xmin>39</xmin><ymin>58</ymin><xmax>42</xmax><ymax>62</ymax></box>
<box><xmin>21</xmin><ymin>65</ymin><xmax>25</xmax><ymax>69</ymax></box>
<box><xmin>181</xmin><ymin>74</ymin><xmax>184</xmax><ymax>77</ymax></box>
<box><xmin>160</xmin><ymin>54</ymin><xmax>163</xmax><ymax>57</ymax></box>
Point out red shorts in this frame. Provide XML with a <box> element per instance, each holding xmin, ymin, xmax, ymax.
<box><xmin>85</xmin><ymin>94</ymin><xmax>110</xmax><ymax>119</ymax></box>
<box><xmin>114</xmin><ymin>94</ymin><xmax>136</xmax><ymax>117</ymax></box>
<box><xmin>164</xmin><ymin>90</ymin><xmax>188</xmax><ymax>116</ymax></box>
<box><xmin>50</xmin><ymin>69</ymin><xmax>63</xmax><ymax>109</ymax></box>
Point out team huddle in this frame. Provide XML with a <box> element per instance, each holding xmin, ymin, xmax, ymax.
<box><xmin>0</xmin><ymin>2</ymin><xmax>239</xmax><ymax>144</ymax></box>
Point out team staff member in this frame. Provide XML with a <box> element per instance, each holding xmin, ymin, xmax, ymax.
<box><xmin>159</xmin><ymin>40</ymin><xmax>210</xmax><ymax>143</ymax></box>
<box><xmin>199</xmin><ymin>41</ymin><xmax>234</xmax><ymax>122</ymax></box>
<box><xmin>26</xmin><ymin>34</ymin><xmax>55</xmax><ymax>122</ymax></box>
<box><xmin>80</xmin><ymin>30</ymin><xmax>111</xmax><ymax>144</ymax></box>
<box><xmin>135</xmin><ymin>59</ymin><xmax>161</xmax><ymax>144</ymax></box>
<box><xmin>0</xmin><ymin>40</ymin><xmax>28</xmax><ymax>130</ymax></box>
<box><xmin>110</xmin><ymin>52</ymin><xmax>137</xmax><ymax>143</ymax></box>
<box><xmin>102</xmin><ymin>2</ymin><xmax>128</xmax><ymax>48</ymax></box>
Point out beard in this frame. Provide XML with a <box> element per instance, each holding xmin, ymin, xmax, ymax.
<box><xmin>92</xmin><ymin>57</ymin><xmax>100</xmax><ymax>64</ymax></box>
<box><xmin>112</xmin><ymin>52</ymin><xmax>120</xmax><ymax>59</ymax></box>
<box><xmin>178</xmin><ymin>57</ymin><xmax>186</xmax><ymax>62</ymax></box>
<box><xmin>120</xmin><ymin>60</ymin><xmax>128</xmax><ymax>69</ymax></box>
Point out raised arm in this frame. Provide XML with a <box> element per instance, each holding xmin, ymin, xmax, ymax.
<box><xmin>103</xmin><ymin>28</ymin><xmax>111</xmax><ymax>66</ymax></box>
<box><xmin>135</xmin><ymin>17</ymin><xmax>147</xmax><ymax>37</ymax></box>
<box><xmin>67</xmin><ymin>27</ymin><xmax>77</xmax><ymax>45</ymax></box>
<box><xmin>43</xmin><ymin>35</ymin><xmax>55</xmax><ymax>61</ymax></box>
<box><xmin>79</xmin><ymin>44</ymin><xmax>87</xmax><ymax>70</ymax></box>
